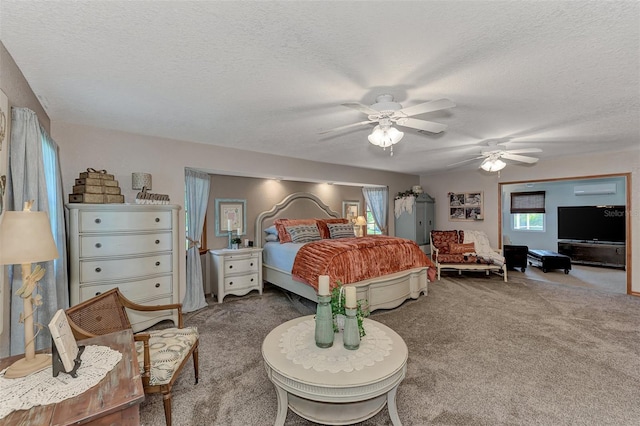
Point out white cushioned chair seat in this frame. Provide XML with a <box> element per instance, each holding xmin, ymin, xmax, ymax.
<box><xmin>135</xmin><ymin>326</ymin><xmax>199</xmax><ymax>386</ymax></box>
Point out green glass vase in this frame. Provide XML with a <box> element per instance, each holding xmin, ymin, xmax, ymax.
<box><xmin>343</xmin><ymin>307</ymin><xmax>360</xmax><ymax>350</ymax></box>
<box><xmin>315</xmin><ymin>295</ymin><xmax>334</xmax><ymax>348</ymax></box>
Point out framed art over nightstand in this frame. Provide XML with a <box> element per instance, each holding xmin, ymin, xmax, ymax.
<box><xmin>342</xmin><ymin>200</ymin><xmax>360</xmax><ymax>220</ymax></box>
<box><xmin>449</xmin><ymin>192</ymin><xmax>483</xmax><ymax>221</ymax></box>
<box><xmin>215</xmin><ymin>198</ymin><xmax>246</xmax><ymax>236</ymax></box>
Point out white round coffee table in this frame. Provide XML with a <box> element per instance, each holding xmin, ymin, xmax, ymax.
<box><xmin>262</xmin><ymin>315</ymin><xmax>407</xmax><ymax>425</ymax></box>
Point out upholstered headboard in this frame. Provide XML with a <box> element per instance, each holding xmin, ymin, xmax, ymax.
<box><xmin>255</xmin><ymin>192</ymin><xmax>340</xmax><ymax>247</ymax></box>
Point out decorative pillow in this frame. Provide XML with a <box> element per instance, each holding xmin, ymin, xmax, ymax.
<box><xmin>327</xmin><ymin>223</ymin><xmax>355</xmax><ymax>239</ymax></box>
<box><xmin>286</xmin><ymin>224</ymin><xmax>322</xmax><ymax>243</ymax></box>
<box><xmin>264</xmin><ymin>225</ymin><xmax>278</xmax><ymax>235</ymax></box>
<box><xmin>430</xmin><ymin>230</ymin><xmax>460</xmax><ymax>254</ymax></box>
<box><xmin>317</xmin><ymin>218</ymin><xmax>350</xmax><ymax>239</ymax></box>
<box><xmin>449</xmin><ymin>242</ymin><xmax>476</xmax><ymax>254</ymax></box>
<box><xmin>265</xmin><ymin>234</ymin><xmax>279</xmax><ymax>242</ymax></box>
<box><xmin>274</xmin><ymin>219</ymin><xmax>318</xmax><ymax>243</ymax></box>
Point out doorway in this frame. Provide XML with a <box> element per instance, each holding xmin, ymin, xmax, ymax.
<box><xmin>499</xmin><ymin>173</ymin><xmax>631</xmax><ymax>295</ymax></box>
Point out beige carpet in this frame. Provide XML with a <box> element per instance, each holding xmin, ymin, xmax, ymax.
<box><xmin>520</xmin><ymin>264</ymin><xmax>627</xmax><ymax>294</ymax></box>
<box><xmin>140</xmin><ymin>275</ymin><xmax>640</xmax><ymax>425</ymax></box>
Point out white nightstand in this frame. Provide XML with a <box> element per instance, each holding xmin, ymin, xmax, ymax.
<box><xmin>209</xmin><ymin>248</ymin><xmax>263</xmax><ymax>303</ymax></box>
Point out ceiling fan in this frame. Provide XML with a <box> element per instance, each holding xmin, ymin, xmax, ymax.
<box><xmin>320</xmin><ymin>94</ymin><xmax>456</xmax><ymax>135</ymax></box>
<box><xmin>449</xmin><ymin>141</ymin><xmax>542</xmax><ymax>172</ymax></box>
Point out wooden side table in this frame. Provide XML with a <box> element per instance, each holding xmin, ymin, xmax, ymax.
<box><xmin>0</xmin><ymin>329</ymin><xmax>144</xmax><ymax>425</ymax></box>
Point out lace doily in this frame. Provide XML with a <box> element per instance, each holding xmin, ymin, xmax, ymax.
<box><xmin>0</xmin><ymin>345</ymin><xmax>122</xmax><ymax>419</ymax></box>
<box><xmin>279</xmin><ymin>319</ymin><xmax>393</xmax><ymax>373</ymax></box>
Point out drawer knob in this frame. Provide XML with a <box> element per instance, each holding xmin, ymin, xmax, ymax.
<box><xmin>155</xmin><ymin>261</ymin><xmax>161</xmax><ymax>266</ymax></box>
<box><xmin>95</xmin><ymin>243</ymin><xmax>102</xmax><ymax>248</ymax></box>
<box><xmin>155</xmin><ymin>217</ymin><xmax>160</xmax><ymax>223</ymax></box>
<box><xmin>229</xmin><ymin>281</ymin><xmax>233</xmax><ymax>286</ymax></box>
<box><xmin>228</xmin><ymin>265</ymin><xmax>233</xmax><ymax>269</ymax></box>
<box><xmin>250</xmin><ymin>262</ymin><xmax>254</xmax><ymax>267</ymax></box>
<box><xmin>95</xmin><ymin>218</ymin><xmax>101</xmax><ymax>224</ymax></box>
<box><xmin>155</xmin><ymin>239</ymin><xmax>160</xmax><ymax>244</ymax></box>
<box><xmin>250</xmin><ymin>278</ymin><xmax>254</xmax><ymax>282</ymax></box>
<box><xmin>155</xmin><ymin>283</ymin><xmax>161</xmax><ymax>288</ymax></box>
<box><xmin>95</xmin><ymin>267</ymin><xmax>102</xmax><ymax>273</ymax></box>
<box><xmin>95</xmin><ymin>291</ymin><xmax>101</xmax><ymax>296</ymax></box>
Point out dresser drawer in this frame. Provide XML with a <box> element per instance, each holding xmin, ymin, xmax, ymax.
<box><xmin>80</xmin><ymin>253</ymin><xmax>172</xmax><ymax>283</ymax></box>
<box><xmin>79</xmin><ymin>210</ymin><xmax>172</xmax><ymax>232</ymax></box>
<box><xmin>79</xmin><ymin>275</ymin><xmax>173</xmax><ymax>302</ymax></box>
<box><xmin>80</xmin><ymin>232</ymin><xmax>172</xmax><ymax>257</ymax></box>
<box><xmin>225</xmin><ymin>256</ymin><xmax>259</xmax><ymax>275</ymax></box>
<box><xmin>127</xmin><ymin>295</ymin><xmax>176</xmax><ymax>332</ymax></box>
<box><xmin>224</xmin><ymin>273</ymin><xmax>259</xmax><ymax>291</ymax></box>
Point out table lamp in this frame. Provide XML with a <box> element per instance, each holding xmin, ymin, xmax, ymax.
<box><xmin>355</xmin><ymin>215</ymin><xmax>367</xmax><ymax>237</ymax></box>
<box><xmin>0</xmin><ymin>201</ymin><xmax>59</xmax><ymax>378</ymax></box>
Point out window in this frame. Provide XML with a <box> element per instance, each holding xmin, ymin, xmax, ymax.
<box><xmin>365</xmin><ymin>204</ymin><xmax>381</xmax><ymax>235</ymax></box>
<box><xmin>511</xmin><ymin>191</ymin><xmax>546</xmax><ymax>232</ymax></box>
<box><xmin>513</xmin><ymin>213</ymin><xmax>545</xmax><ymax>231</ymax></box>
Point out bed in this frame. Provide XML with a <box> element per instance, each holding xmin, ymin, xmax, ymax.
<box><xmin>255</xmin><ymin>192</ymin><xmax>433</xmax><ymax>312</ymax></box>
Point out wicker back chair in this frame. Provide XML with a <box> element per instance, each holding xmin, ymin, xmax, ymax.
<box><xmin>66</xmin><ymin>288</ymin><xmax>199</xmax><ymax>426</ymax></box>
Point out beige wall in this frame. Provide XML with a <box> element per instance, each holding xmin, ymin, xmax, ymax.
<box><xmin>51</xmin><ymin>121</ymin><xmax>420</xmax><ymax>302</ymax></box>
<box><xmin>206</xmin><ymin>175</ymin><xmax>364</xmax><ymax>250</ymax></box>
<box><xmin>0</xmin><ymin>42</ymin><xmax>50</xmax><ymax>133</ymax></box>
<box><xmin>420</xmin><ymin>147</ymin><xmax>640</xmax><ymax>294</ymax></box>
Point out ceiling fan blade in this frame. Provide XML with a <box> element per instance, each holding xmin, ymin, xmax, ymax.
<box><xmin>396</xmin><ymin>117</ymin><xmax>447</xmax><ymax>133</ymax></box>
<box><xmin>318</xmin><ymin>120</ymin><xmax>373</xmax><ymax>134</ymax></box>
<box><xmin>447</xmin><ymin>156</ymin><xmax>484</xmax><ymax>167</ymax></box>
<box><xmin>341</xmin><ymin>102</ymin><xmax>380</xmax><ymax>115</ymax></box>
<box><xmin>395</xmin><ymin>98</ymin><xmax>456</xmax><ymax>117</ymax></box>
<box><xmin>501</xmin><ymin>153</ymin><xmax>539</xmax><ymax>164</ymax></box>
<box><xmin>504</xmin><ymin>148</ymin><xmax>543</xmax><ymax>154</ymax></box>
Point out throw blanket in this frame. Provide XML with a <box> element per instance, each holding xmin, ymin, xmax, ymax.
<box><xmin>463</xmin><ymin>230</ymin><xmax>505</xmax><ymax>266</ymax></box>
<box><xmin>292</xmin><ymin>235</ymin><xmax>436</xmax><ymax>288</ymax></box>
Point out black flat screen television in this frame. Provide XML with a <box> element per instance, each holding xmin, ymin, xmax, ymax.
<box><xmin>557</xmin><ymin>205</ymin><xmax>626</xmax><ymax>243</ymax></box>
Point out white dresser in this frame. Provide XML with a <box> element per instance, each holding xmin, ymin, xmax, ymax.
<box><xmin>66</xmin><ymin>204</ymin><xmax>181</xmax><ymax>332</ymax></box>
<box><xmin>210</xmin><ymin>248</ymin><xmax>263</xmax><ymax>303</ymax></box>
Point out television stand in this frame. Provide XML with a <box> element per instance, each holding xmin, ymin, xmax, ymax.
<box><xmin>557</xmin><ymin>241</ymin><xmax>625</xmax><ymax>269</ymax></box>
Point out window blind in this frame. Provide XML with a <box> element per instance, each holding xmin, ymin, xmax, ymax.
<box><xmin>510</xmin><ymin>191</ymin><xmax>546</xmax><ymax>213</ymax></box>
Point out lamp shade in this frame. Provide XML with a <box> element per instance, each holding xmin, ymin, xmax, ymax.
<box><xmin>480</xmin><ymin>157</ymin><xmax>506</xmax><ymax>172</ymax></box>
<box><xmin>0</xmin><ymin>211</ymin><xmax>59</xmax><ymax>265</ymax></box>
<box><xmin>132</xmin><ymin>172</ymin><xmax>152</xmax><ymax>190</ymax></box>
<box><xmin>368</xmin><ymin>125</ymin><xmax>404</xmax><ymax>148</ymax></box>
<box><xmin>355</xmin><ymin>215</ymin><xmax>367</xmax><ymax>226</ymax></box>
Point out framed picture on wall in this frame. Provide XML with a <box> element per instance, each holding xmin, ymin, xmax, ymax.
<box><xmin>342</xmin><ymin>200</ymin><xmax>360</xmax><ymax>220</ymax></box>
<box><xmin>449</xmin><ymin>192</ymin><xmax>483</xmax><ymax>221</ymax></box>
<box><xmin>215</xmin><ymin>198</ymin><xmax>246</xmax><ymax>236</ymax></box>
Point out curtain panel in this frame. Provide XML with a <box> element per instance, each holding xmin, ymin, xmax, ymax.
<box><xmin>6</xmin><ymin>108</ymin><xmax>68</xmax><ymax>353</ymax></box>
<box><xmin>183</xmin><ymin>168</ymin><xmax>210</xmax><ymax>313</ymax></box>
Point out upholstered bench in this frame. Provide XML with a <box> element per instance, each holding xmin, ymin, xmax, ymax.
<box><xmin>527</xmin><ymin>249</ymin><xmax>572</xmax><ymax>274</ymax></box>
<box><xmin>430</xmin><ymin>230</ymin><xmax>507</xmax><ymax>282</ymax></box>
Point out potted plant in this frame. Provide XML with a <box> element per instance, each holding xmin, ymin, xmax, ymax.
<box><xmin>231</xmin><ymin>237</ymin><xmax>242</xmax><ymax>249</ymax></box>
<box><xmin>330</xmin><ymin>282</ymin><xmax>369</xmax><ymax>337</ymax></box>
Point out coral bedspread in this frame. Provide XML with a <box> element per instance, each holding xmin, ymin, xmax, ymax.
<box><xmin>291</xmin><ymin>235</ymin><xmax>436</xmax><ymax>290</ymax></box>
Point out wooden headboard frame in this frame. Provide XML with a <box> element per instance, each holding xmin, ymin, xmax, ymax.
<box><xmin>254</xmin><ymin>192</ymin><xmax>341</xmax><ymax>248</ymax></box>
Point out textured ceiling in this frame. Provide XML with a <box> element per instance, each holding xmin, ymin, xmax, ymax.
<box><xmin>1</xmin><ymin>1</ymin><xmax>638</xmax><ymax>175</ymax></box>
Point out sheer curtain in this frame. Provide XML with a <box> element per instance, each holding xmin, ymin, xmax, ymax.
<box><xmin>362</xmin><ymin>186</ymin><xmax>389</xmax><ymax>235</ymax></box>
<box><xmin>183</xmin><ymin>168</ymin><xmax>210</xmax><ymax>313</ymax></box>
<box><xmin>6</xmin><ymin>108</ymin><xmax>68</xmax><ymax>353</ymax></box>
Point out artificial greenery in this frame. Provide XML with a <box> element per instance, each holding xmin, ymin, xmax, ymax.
<box><xmin>330</xmin><ymin>282</ymin><xmax>369</xmax><ymax>337</ymax></box>
<box><xmin>395</xmin><ymin>189</ymin><xmax>420</xmax><ymax>200</ymax></box>
<box><xmin>232</xmin><ymin>237</ymin><xmax>242</xmax><ymax>244</ymax></box>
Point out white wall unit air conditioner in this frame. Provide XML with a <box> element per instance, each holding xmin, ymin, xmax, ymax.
<box><xmin>573</xmin><ymin>183</ymin><xmax>616</xmax><ymax>196</ymax></box>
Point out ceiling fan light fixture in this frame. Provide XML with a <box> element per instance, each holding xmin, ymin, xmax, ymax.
<box><xmin>480</xmin><ymin>157</ymin><xmax>506</xmax><ymax>172</ymax></box>
<box><xmin>368</xmin><ymin>125</ymin><xmax>404</xmax><ymax>148</ymax></box>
